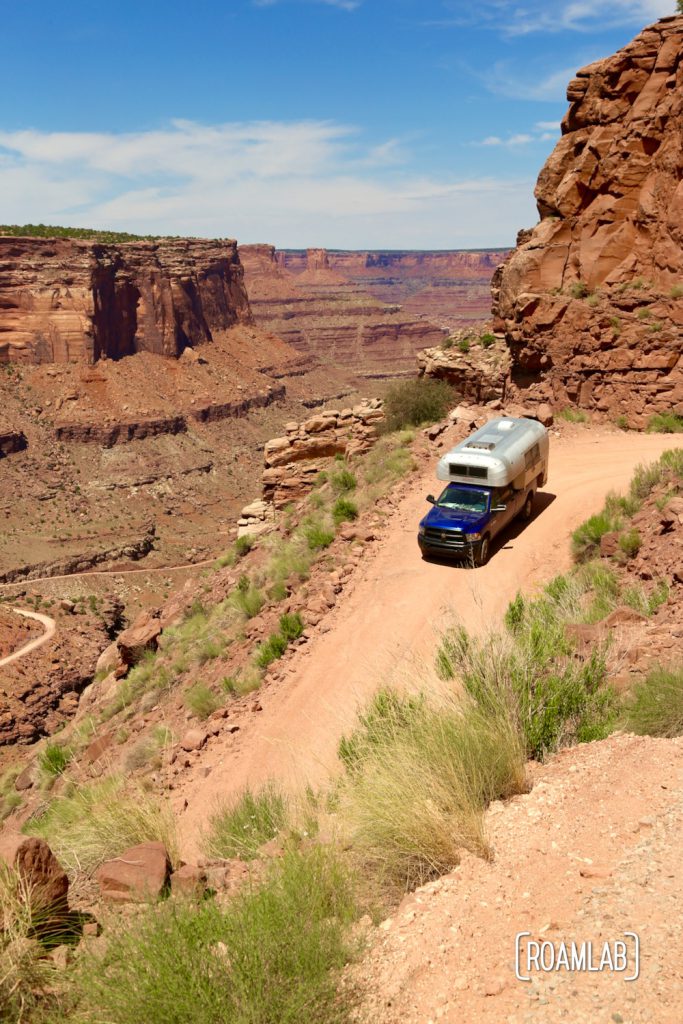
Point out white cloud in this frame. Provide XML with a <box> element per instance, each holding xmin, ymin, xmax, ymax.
<box><xmin>0</xmin><ymin>119</ymin><xmax>536</xmax><ymax>247</ymax></box>
<box><xmin>443</xmin><ymin>0</ymin><xmax>674</xmax><ymax>36</ymax></box>
<box><xmin>254</xmin><ymin>0</ymin><xmax>361</xmax><ymax>10</ymax></box>
<box><xmin>474</xmin><ymin>121</ymin><xmax>560</xmax><ymax>146</ymax></box>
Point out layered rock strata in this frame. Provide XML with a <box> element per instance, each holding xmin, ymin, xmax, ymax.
<box><xmin>0</xmin><ymin>236</ymin><xmax>251</xmax><ymax>365</ymax></box>
<box><xmin>240</xmin><ymin>245</ymin><xmax>447</xmax><ymax>376</ymax></box>
<box><xmin>262</xmin><ymin>400</ymin><xmax>384</xmax><ymax>507</ymax></box>
<box><xmin>494</xmin><ymin>16</ymin><xmax>683</xmax><ymax>424</ymax></box>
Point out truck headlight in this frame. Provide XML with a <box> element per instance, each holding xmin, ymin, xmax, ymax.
<box><xmin>466</xmin><ymin>531</ymin><xmax>481</xmax><ymax>541</ymax></box>
<box><xmin>418</xmin><ymin>525</ymin><xmax>426</xmax><ymax>537</ymax></box>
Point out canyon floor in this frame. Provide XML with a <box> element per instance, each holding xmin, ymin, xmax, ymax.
<box><xmin>175</xmin><ymin>427</ymin><xmax>674</xmax><ymax>855</ymax></box>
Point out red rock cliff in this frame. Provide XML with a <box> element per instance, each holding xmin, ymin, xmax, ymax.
<box><xmin>494</xmin><ymin>16</ymin><xmax>683</xmax><ymax>424</ymax></box>
<box><xmin>0</xmin><ymin>236</ymin><xmax>251</xmax><ymax>365</ymax></box>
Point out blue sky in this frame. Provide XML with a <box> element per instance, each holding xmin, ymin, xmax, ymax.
<box><xmin>0</xmin><ymin>0</ymin><xmax>673</xmax><ymax>247</ymax></box>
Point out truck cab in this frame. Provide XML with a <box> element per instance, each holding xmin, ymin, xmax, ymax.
<box><xmin>417</xmin><ymin>417</ymin><xmax>549</xmax><ymax>566</ymax></box>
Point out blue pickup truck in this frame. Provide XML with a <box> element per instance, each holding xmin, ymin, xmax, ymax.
<box><xmin>418</xmin><ymin>417</ymin><xmax>549</xmax><ymax>566</ymax></box>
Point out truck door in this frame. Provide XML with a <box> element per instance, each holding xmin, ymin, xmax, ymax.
<box><xmin>490</xmin><ymin>485</ymin><xmax>517</xmax><ymax>537</ymax></box>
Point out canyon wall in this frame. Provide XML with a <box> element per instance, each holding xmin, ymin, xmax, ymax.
<box><xmin>494</xmin><ymin>16</ymin><xmax>683</xmax><ymax>424</ymax></box>
<box><xmin>279</xmin><ymin>248</ymin><xmax>507</xmax><ymax>331</ymax></box>
<box><xmin>240</xmin><ymin>244</ymin><xmax>451</xmax><ymax>377</ymax></box>
<box><xmin>0</xmin><ymin>236</ymin><xmax>251</xmax><ymax>365</ymax></box>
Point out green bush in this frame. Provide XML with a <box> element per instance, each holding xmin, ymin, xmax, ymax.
<box><xmin>304</xmin><ymin>522</ymin><xmax>336</xmax><ymax>551</ymax></box>
<box><xmin>557</xmin><ymin>407</ymin><xmax>588</xmax><ymax>424</ymax></box>
<box><xmin>204</xmin><ymin>785</ymin><xmax>288</xmax><ymax>859</ymax></box>
<box><xmin>571</xmin><ymin>510</ymin><xmax>621</xmax><ymax>562</ymax></box>
<box><xmin>438</xmin><ymin>579</ymin><xmax>618</xmax><ymax>760</ymax></box>
<box><xmin>457</xmin><ymin>338</ymin><xmax>470</xmax><ymax>353</ymax></box>
<box><xmin>382</xmin><ymin>378</ymin><xmax>454</xmax><ymax>431</ymax></box>
<box><xmin>279</xmin><ymin>612</ymin><xmax>304</xmax><ymax>642</ymax></box>
<box><xmin>235</xmin><ymin>534</ymin><xmax>256</xmax><ymax>558</ymax></box>
<box><xmin>38</xmin><ymin>743</ymin><xmax>72</xmax><ymax>778</ymax></box>
<box><xmin>646</xmin><ymin>412</ymin><xmax>683</xmax><ymax>434</ymax></box>
<box><xmin>480</xmin><ymin>332</ymin><xmax>496</xmax><ymax>348</ymax></box>
<box><xmin>231</xmin><ymin>584</ymin><xmax>265</xmax><ymax>619</ymax></box>
<box><xmin>331</xmin><ymin>468</ymin><xmax>357</xmax><ymax>494</ymax></box>
<box><xmin>618</xmin><ymin>528</ymin><xmax>641</xmax><ymax>558</ymax></box>
<box><xmin>184</xmin><ymin>682</ymin><xmax>220</xmax><ymax>720</ymax></box>
<box><xmin>255</xmin><ymin>632</ymin><xmax>288</xmax><ymax>670</ymax></box>
<box><xmin>332</xmin><ymin>497</ymin><xmax>359</xmax><ymax>527</ymax></box>
<box><xmin>624</xmin><ymin>665</ymin><xmax>683</xmax><ymax>738</ymax></box>
<box><xmin>442</xmin><ymin>336</ymin><xmax>455</xmax><ymax>350</ymax></box>
<box><xmin>569</xmin><ymin>281</ymin><xmax>589</xmax><ymax>299</ymax></box>
<box><xmin>68</xmin><ymin>847</ymin><xmax>359</xmax><ymax>1024</ymax></box>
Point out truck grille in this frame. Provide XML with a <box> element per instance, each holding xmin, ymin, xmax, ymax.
<box><xmin>424</xmin><ymin>527</ymin><xmax>466</xmax><ymax>548</ymax></box>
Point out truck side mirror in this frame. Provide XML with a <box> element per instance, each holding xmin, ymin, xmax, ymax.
<box><xmin>426</xmin><ymin>494</ymin><xmax>436</xmax><ymax>505</ymax></box>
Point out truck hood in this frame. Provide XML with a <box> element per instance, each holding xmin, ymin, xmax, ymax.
<box><xmin>421</xmin><ymin>505</ymin><xmax>488</xmax><ymax>532</ymax></box>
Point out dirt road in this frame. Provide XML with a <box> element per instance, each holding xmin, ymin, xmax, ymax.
<box><xmin>0</xmin><ymin>608</ymin><xmax>56</xmax><ymax>668</ymax></box>
<box><xmin>178</xmin><ymin>429</ymin><xmax>675</xmax><ymax>854</ymax></box>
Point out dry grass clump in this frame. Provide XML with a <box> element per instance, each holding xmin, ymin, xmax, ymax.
<box><xmin>338</xmin><ymin>687</ymin><xmax>526</xmax><ymax>892</ymax></box>
<box><xmin>0</xmin><ymin>867</ymin><xmax>59</xmax><ymax>1024</ymax></box>
<box><xmin>24</xmin><ymin>776</ymin><xmax>178</xmax><ymax>876</ymax></box>
<box><xmin>203</xmin><ymin>784</ymin><xmax>289</xmax><ymax>860</ymax></box>
<box><xmin>624</xmin><ymin>664</ymin><xmax>683</xmax><ymax>738</ymax></box>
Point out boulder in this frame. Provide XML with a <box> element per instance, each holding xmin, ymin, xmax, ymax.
<box><xmin>95</xmin><ymin>841</ymin><xmax>171</xmax><ymax>902</ymax></box>
<box><xmin>95</xmin><ymin>640</ymin><xmax>121</xmax><ymax>677</ymax></box>
<box><xmin>170</xmin><ymin>864</ymin><xmax>208</xmax><ymax>898</ymax></box>
<box><xmin>180</xmin><ymin>728</ymin><xmax>207</xmax><ymax>751</ymax></box>
<box><xmin>0</xmin><ymin>831</ymin><xmax>69</xmax><ymax>915</ymax></box>
<box><xmin>116</xmin><ymin>612</ymin><xmax>162</xmax><ymax>667</ymax></box>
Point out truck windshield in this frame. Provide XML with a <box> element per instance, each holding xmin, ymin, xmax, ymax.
<box><xmin>436</xmin><ymin>486</ymin><xmax>489</xmax><ymax>514</ymax></box>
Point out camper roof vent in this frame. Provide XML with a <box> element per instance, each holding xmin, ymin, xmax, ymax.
<box><xmin>496</xmin><ymin>420</ymin><xmax>515</xmax><ymax>431</ymax></box>
<box><xmin>465</xmin><ymin>435</ymin><xmax>499</xmax><ymax>452</ymax></box>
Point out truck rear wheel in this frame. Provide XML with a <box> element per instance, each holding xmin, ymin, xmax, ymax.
<box><xmin>475</xmin><ymin>535</ymin><xmax>490</xmax><ymax>566</ymax></box>
<box><xmin>520</xmin><ymin>491</ymin><xmax>534</xmax><ymax>522</ymax></box>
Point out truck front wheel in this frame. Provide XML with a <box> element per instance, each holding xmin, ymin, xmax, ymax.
<box><xmin>475</xmin><ymin>535</ymin><xmax>490</xmax><ymax>566</ymax></box>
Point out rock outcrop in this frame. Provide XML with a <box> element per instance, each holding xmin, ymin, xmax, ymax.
<box><xmin>494</xmin><ymin>16</ymin><xmax>683</xmax><ymax>425</ymax></box>
<box><xmin>262</xmin><ymin>400</ymin><xmax>384</xmax><ymax>506</ymax></box>
<box><xmin>0</xmin><ymin>236</ymin><xmax>251</xmax><ymax>365</ymax></box>
<box><xmin>0</xmin><ymin>422</ymin><xmax>28</xmax><ymax>457</ymax></box>
<box><xmin>417</xmin><ymin>331</ymin><xmax>511</xmax><ymax>404</ymax></box>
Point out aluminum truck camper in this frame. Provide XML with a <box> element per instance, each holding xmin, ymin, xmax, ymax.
<box><xmin>418</xmin><ymin>417</ymin><xmax>549</xmax><ymax>566</ymax></box>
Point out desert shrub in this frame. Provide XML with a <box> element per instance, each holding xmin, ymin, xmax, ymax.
<box><xmin>0</xmin><ymin>768</ymin><xmax>22</xmax><ymax>822</ymax></box>
<box><xmin>203</xmin><ymin>784</ymin><xmax>288</xmax><ymax>860</ymax></box>
<box><xmin>571</xmin><ymin>509</ymin><xmax>621</xmax><ymax>562</ymax></box>
<box><xmin>618</xmin><ymin>528</ymin><xmax>641</xmax><ymax>558</ymax></box>
<box><xmin>332</xmin><ymin>497</ymin><xmax>359</xmax><ymax>527</ymax></box>
<box><xmin>25</xmin><ymin>776</ymin><xmax>178</xmax><ymax>874</ymax></box>
<box><xmin>457</xmin><ymin>338</ymin><xmax>470</xmax><ymax>353</ymax></box>
<box><xmin>660</xmin><ymin>448</ymin><xmax>683</xmax><ymax>476</ymax></box>
<box><xmin>362</xmin><ymin>431</ymin><xmax>415</xmax><ymax>492</ymax></box>
<box><xmin>610</xmin><ymin>316</ymin><xmax>621</xmax><ymax>336</ymax></box>
<box><xmin>255</xmin><ymin>632</ymin><xmax>288</xmax><ymax>669</ymax></box>
<box><xmin>586</xmin><ymin>292</ymin><xmax>600</xmax><ymax>308</ymax></box>
<box><xmin>303</xmin><ymin>521</ymin><xmax>336</xmax><ymax>551</ymax></box>
<box><xmin>615</xmin><ymin>414</ymin><xmax>629</xmax><ymax>430</ymax></box>
<box><xmin>184</xmin><ymin>682</ymin><xmax>220</xmax><ymax>720</ymax></box>
<box><xmin>669</xmin><ymin>284</ymin><xmax>683</xmax><ymax>299</ymax></box>
<box><xmin>621</xmin><ymin>579</ymin><xmax>669</xmax><ymax>617</ymax></box>
<box><xmin>382</xmin><ymin>378</ymin><xmax>454</xmax><ymax>431</ymax></box>
<box><xmin>636</xmin><ymin>306</ymin><xmax>651</xmax><ymax>320</ymax></box>
<box><xmin>646</xmin><ymin>412</ymin><xmax>683</xmax><ymax>434</ymax></box>
<box><xmin>629</xmin><ymin>460</ymin><xmax>664</xmax><ymax>500</ymax></box>
<box><xmin>279</xmin><ymin>612</ymin><xmax>304</xmax><ymax>642</ymax></box>
<box><xmin>266</xmin><ymin>538</ymin><xmax>315</xmax><ymax>585</ymax></box>
<box><xmin>67</xmin><ymin>847</ymin><xmax>359</xmax><ymax>1024</ymax></box>
<box><xmin>197</xmin><ymin>637</ymin><xmax>225</xmax><ymax>665</ymax></box>
<box><xmin>339</xmin><ymin>688</ymin><xmax>526</xmax><ymax>890</ymax></box>
<box><xmin>231</xmin><ymin>584</ymin><xmax>265</xmax><ymax>619</ymax></box>
<box><xmin>480</xmin><ymin>332</ymin><xmax>496</xmax><ymax>348</ymax></box>
<box><xmin>442</xmin><ymin>336</ymin><xmax>454</xmax><ymax>349</ymax></box>
<box><xmin>234</xmin><ymin>535</ymin><xmax>255</xmax><ymax>557</ymax></box>
<box><xmin>38</xmin><ymin>743</ymin><xmax>72</xmax><ymax>778</ymax></box>
<box><xmin>439</xmin><ymin>576</ymin><xmax>618</xmax><ymax>760</ymax></box>
<box><xmin>557</xmin><ymin>407</ymin><xmax>588</xmax><ymax>423</ymax></box>
<box><xmin>624</xmin><ymin>665</ymin><xmax>683</xmax><ymax>738</ymax></box>
<box><xmin>569</xmin><ymin>281</ymin><xmax>589</xmax><ymax>299</ymax></box>
<box><xmin>330</xmin><ymin>468</ymin><xmax>357</xmax><ymax>495</ymax></box>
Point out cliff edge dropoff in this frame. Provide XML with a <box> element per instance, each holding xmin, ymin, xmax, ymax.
<box><xmin>494</xmin><ymin>16</ymin><xmax>683</xmax><ymax>425</ymax></box>
<box><xmin>0</xmin><ymin>236</ymin><xmax>252</xmax><ymax>365</ymax></box>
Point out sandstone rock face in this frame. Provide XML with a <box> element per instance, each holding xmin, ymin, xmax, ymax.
<box><xmin>0</xmin><ymin>831</ymin><xmax>69</xmax><ymax>915</ymax></box>
<box><xmin>494</xmin><ymin>17</ymin><xmax>683</xmax><ymax>425</ymax></box>
<box><xmin>95</xmin><ymin>841</ymin><xmax>171</xmax><ymax>902</ymax></box>
<box><xmin>417</xmin><ymin>334</ymin><xmax>511</xmax><ymax>404</ymax></box>
<box><xmin>262</xmin><ymin>400</ymin><xmax>384</xmax><ymax>507</ymax></box>
<box><xmin>0</xmin><ymin>236</ymin><xmax>251</xmax><ymax>365</ymax></box>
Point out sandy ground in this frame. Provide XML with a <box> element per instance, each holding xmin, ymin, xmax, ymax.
<box><xmin>0</xmin><ymin>608</ymin><xmax>56</xmax><ymax>668</ymax></box>
<box><xmin>355</xmin><ymin>732</ymin><xmax>683</xmax><ymax>1024</ymax></box>
<box><xmin>177</xmin><ymin>428</ymin><xmax>675</xmax><ymax>856</ymax></box>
